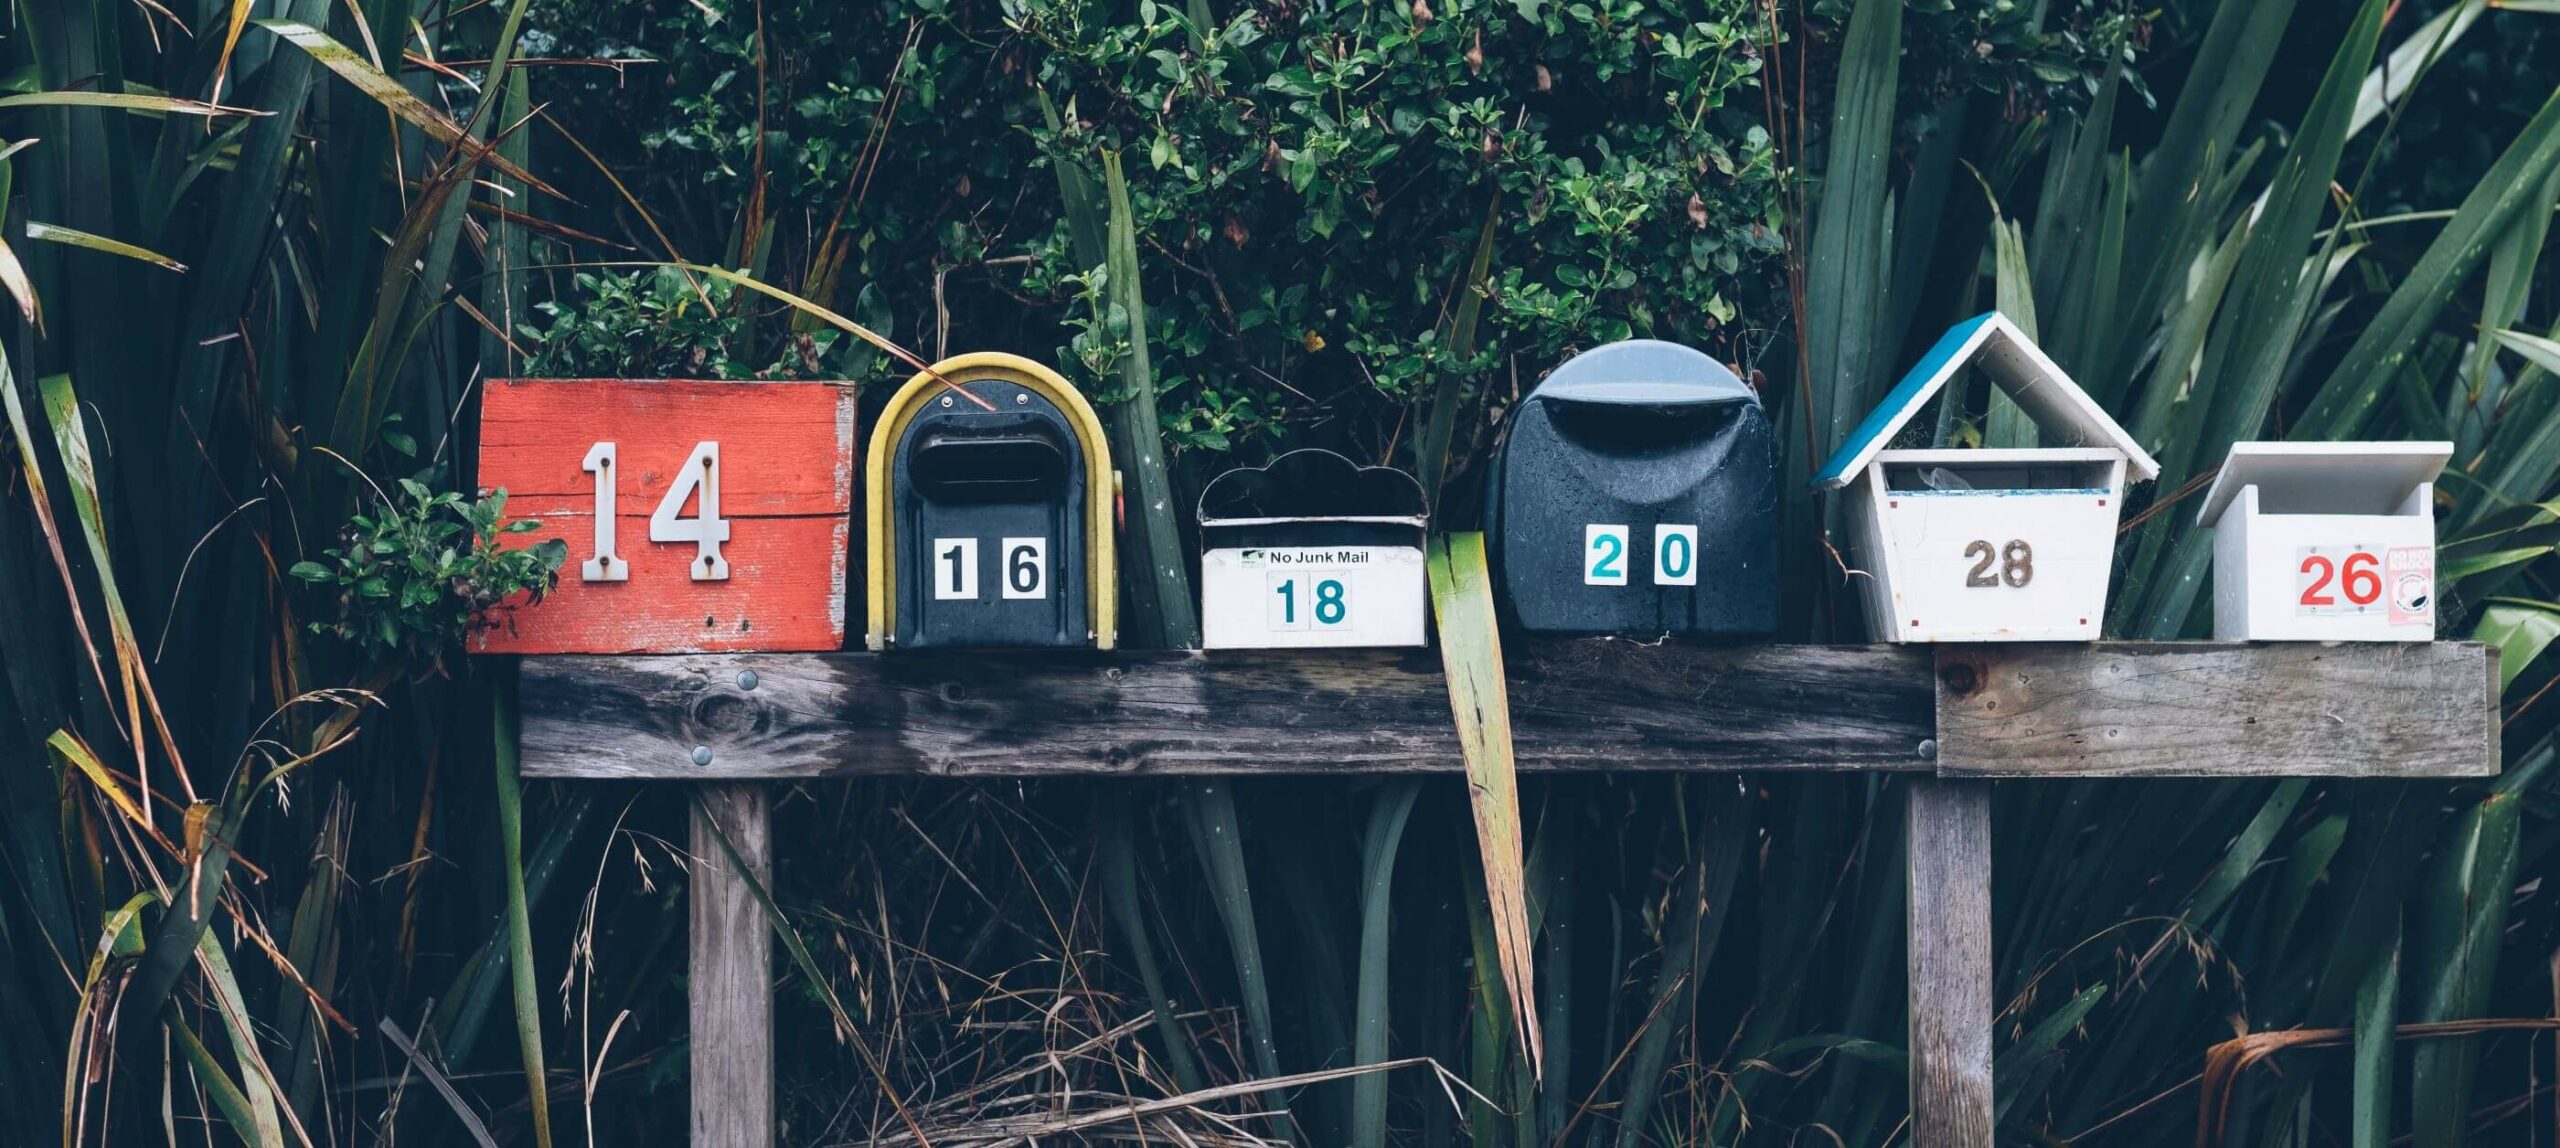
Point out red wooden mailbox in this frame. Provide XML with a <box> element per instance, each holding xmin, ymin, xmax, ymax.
<box><xmin>472</xmin><ymin>378</ymin><xmax>858</xmax><ymax>654</ymax></box>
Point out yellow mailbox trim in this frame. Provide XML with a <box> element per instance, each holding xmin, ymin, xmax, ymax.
<box><xmin>865</xmin><ymin>352</ymin><xmax>1117</xmax><ymax>650</ymax></box>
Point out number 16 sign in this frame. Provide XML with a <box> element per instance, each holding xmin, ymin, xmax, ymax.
<box><xmin>472</xmin><ymin>378</ymin><xmax>858</xmax><ymax>653</ymax></box>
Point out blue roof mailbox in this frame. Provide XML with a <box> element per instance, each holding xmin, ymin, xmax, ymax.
<box><xmin>1816</xmin><ymin>312</ymin><xmax>2160</xmax><ymax>642</ymax></box>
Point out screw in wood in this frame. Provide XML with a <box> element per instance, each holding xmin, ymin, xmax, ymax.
<box><xmin>738</xmin><ymin>670</ymin><xmax>759</xmax><ymax>691</ymax></box>
<box><xmin>691</xmin><ymin>745</ymin><xmax>714</xmax><ymax>766</ymax></box>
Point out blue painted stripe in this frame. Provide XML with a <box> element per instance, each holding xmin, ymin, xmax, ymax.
<box><xmin>1813</xmin><ymin>312</ymin><xmax>1996</xmax><ymax>486</ymax></box>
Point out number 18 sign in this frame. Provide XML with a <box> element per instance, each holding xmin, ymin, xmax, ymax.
<box><xmin>1195</xmin><ymin>450</ymin><xmax>1430</xmax><ymax>650</ymax></box>
<box><xmin>472</xmin><ymin>379</ymin><xmax>857</xmax><ymax>654</ymax></box>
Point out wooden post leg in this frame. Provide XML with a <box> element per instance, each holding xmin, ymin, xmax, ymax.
<box><xmin>1906</xmin><ymin>777</ymin><xmax>1994</xmax><ymax>1146</ymax></box>
<box><xmin>691</xmin><ymin>782</ymin><xmax>774</xmax><ymax>1148</ymax></box>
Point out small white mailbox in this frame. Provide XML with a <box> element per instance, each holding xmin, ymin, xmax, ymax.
<box><xmin>1815</xmin><ymin>312</ymin><xmax>2160</xmax><ymax>643</ymax></box>
<box><xmin>1197</xmin><ymin>449</ymin><xmax>1429</xmax><ymax>649</ymax></box>
<box><xmin>2196</xmin><ymin>441</ymin><xmax>2449</xmax><ymax>642</ymax></box>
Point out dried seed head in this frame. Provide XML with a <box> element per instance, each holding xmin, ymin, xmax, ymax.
<box><xmin>1222</xmin><ymin>213</ymin><xmax>1250</xmax><ymax>248</ymax></box>
<box><xmin>1161</xmin><ymin>87</ymin><xmax>1177</xmax><ymax>116</ymax></box>
<box><xmin>1534</xmin><ymin>64</ymin><xmax>1553</xmax><ymax>92</ymax></box>
<box><xmin>954</xmin><ymin>173</ymin><xmax>972</xmax><ymax>198</ymax></box>
<box><xmin>1263</xmin><ymin>139</ymin><xmax>1281</xmax><ymax>172</ymax></box>
<box><xmin>1687</xmin><ymin>193</ymin><xmax>1709</xmax><ymax>229</ymax></box>
<box><xmin>1481</xmin><ymin>128</ymin><xmax>1500</xmax><ymax>160</ymax></box>
<box><xmin>1409</xmin><ymin>0</ymin><xmax>1432</xmax><ymax>25</ymax></box>
<box><xmin>1466</xmin><ymin>30</ymin><xmax>1484</xmax><ymax>74</ymax></box>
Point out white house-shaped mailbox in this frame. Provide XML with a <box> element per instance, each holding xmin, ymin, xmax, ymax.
<box><xmin>2196</xmin><ymin>441</ymin><xmax>2449</xmax><ymax>642</ymax></box>
<box><xmin>1816</xmin><ymin>311</ymin><xmax>2160</xmax><ymax>643</ymax></box>
<box><xmin>1197</xmin><ymin>449</ymin><xmax>1429</xmax><ymax>649</ymax></box>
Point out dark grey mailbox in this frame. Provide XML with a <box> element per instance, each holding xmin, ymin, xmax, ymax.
<box><xmin>865</xmin><ymin>353</ymin><xmax>1117</xmax><ymax>651</ymax></box>
<box><xmin>1481</xmin><ymin>339</ymin><xmax>1777</xmax><ymax>636</ymax></box>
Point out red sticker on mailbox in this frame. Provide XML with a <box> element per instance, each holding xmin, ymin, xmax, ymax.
<box><xmin>2386</xmin><ymin>545</ymin><xmax>2433</xmax><ymax>627</ymax></box>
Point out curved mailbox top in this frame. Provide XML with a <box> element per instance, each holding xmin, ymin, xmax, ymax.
<box><xmin>1198</xmin><ymin>448</ymin><xmax>1428</xmax><ymax>526</ymax></box>
<box><xmin>1528</xmin><ymin>339</ymin><xmax>1759</xmax><ymax>409</ymax></box>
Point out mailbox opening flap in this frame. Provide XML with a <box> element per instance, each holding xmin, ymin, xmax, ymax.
<box><xmin>1881</xmin><ymin>452</ymin><xmax>2116</xmax><ymax>494</ymax></box>
<box><xmin>912</xmin><ymin>430</ymin><xmax>1069</xmax><ymax>502</ymax></box>
<box><xmin>2196</xmin><ymin>441</ymin><xmax>2452</xmax><ymax>526</ymax></box>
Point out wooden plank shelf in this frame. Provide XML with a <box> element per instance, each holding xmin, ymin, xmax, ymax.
<box><xmin>519</xmin><ymin>639</ymin><xmax>2497</xmax><ymax>782</ymax></box>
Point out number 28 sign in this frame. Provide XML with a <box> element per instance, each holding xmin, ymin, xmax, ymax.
<box><xmin>472</xmin><ymin>379</ymin><xmax>858</xmax><ymax>654</ymax></box>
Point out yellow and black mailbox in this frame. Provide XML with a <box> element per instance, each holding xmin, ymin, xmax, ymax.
<box><xmin>865</xmin><ymin>352</ymin><xmax>1117</xmax><ymax>650</ymax></box>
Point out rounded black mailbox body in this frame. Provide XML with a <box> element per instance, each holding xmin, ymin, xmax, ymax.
<box><xmin>1482</xmin><ymin>340</ymin><xmax>1777</xmax><ymax>636</ymax></box>
<box><xmin>869</xmin><ymin>354</ymin><xmax>1114</xmax><ymax>650</ymax></box>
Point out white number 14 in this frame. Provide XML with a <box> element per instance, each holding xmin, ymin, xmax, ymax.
<box><xmin>579</xmin><ymin>440</ymin><xmax>730</xmax><ymax>582</ymax></box>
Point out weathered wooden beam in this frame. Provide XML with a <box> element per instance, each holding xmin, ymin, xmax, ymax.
<box><xmin>1906</xmin><ymin>778</ymin><xmax>1995</xmax><ymax>1147</ymax></box>
<box><xmin>520</xmin><ymin>641</ymin><xmax>1937</xmax><ymax>779</ymax></box>
<box><xmin>517</xmin><ymin>641</ymin><xmax>2497</xmax><ymax>781</ymax></box>
<box><xmin>690</xmin><ymin>783</ymin><xmax>773</xmax><ymax>1148</ymax></box>
<box><xmin>1933</xmin><ymin>642</ymin><xmax>2497</xmax><ymax>778</ymax></box>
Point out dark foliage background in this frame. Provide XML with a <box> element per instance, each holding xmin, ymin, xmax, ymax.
<box><xmin>5</xmin><ymin>0</ymin><xmax>2560</xmax><ymax>1145</ymax></box>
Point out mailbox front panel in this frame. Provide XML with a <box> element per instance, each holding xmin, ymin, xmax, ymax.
<box><xmin>1488</xmin><ymin>397</ymin><xmax>1777</xmax><ymax>636</ymax></box>
<box><xmin>1871</xmin><ymin>486</ymin><xmax>2112</xmax><ymax>642</ymax></box>
<box><xmin>1200</xmin><ymin>521</ymin><xmax>1427</xmax><ymax>648</ymax></box>
<box><xmin>2212</xmin><ymin>486</ymin><xmax>2437</xmax><ymax>641</ymax></box>
<box><xmin>889</xmin><ymin>386</ymin><xmax>1090</xmax><ymax>648</ymax></box>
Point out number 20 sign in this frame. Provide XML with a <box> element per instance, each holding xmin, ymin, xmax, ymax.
<box><xmin>472</xmin><ymin>379</ymin><xmax>858</xmax><ymax>654</ymax></box>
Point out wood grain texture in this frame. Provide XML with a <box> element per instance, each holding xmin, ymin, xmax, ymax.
<box><xmin>690</xmin><ymin>783</ymin><xmax>773</xmax><ymax>1148</ymax></box>
<box><xmin>1933</xmin><ymin>641</ymin><xmax>2496</xmax><ymax>778</ymax></box>
<box><xmin>480</xmin><ymin>379</ymin><xmax>855</xmax><ymax>516</ymax></box>
<box><xmin>471</xmin><ymin>516</ymin><xmax>848</xmax><ymax>654</ymax></box>
<box><xmin>474</xmin><ymin>379</ymin><xmax>857</xmax><ymax>654</ymax></box>
<box><xmin>1906</xmin><ymin>778</ymin><xmax>1995</xmax><ymax>1148</ymax></box>
<box><xmin>518</xmin><ymin>641</ymin><xmax>1938</xmax><ymax>779</ymax></box>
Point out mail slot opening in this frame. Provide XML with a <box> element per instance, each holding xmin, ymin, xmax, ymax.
<box><xmin>1544</xmin><ymin>395</ymin><xmax>1750</xmax><ymax>449</ymax></box>
<box><xmin>1883</xmin><ymin>458</ymin><xmax>2113</xmax><ymax>494</ymax></box>
<box><xmin>912</xmin><ymin>432</ymin><xmax>1068</xmax><ymax>502</ymax></box>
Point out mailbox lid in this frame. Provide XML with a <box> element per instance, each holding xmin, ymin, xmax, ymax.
<box><xmin>2197</xmin><ymin>440</ymin><xmax>2452</xmax><ymax>527</ymax></box>
<box><xmin>1197</xmin><ymin>448</ymin><xmax>1428</xmax><ymax>529</ymax></box>
<box><xmin>1528</xmin><ymin>338</ymin><xmax>1761</xmax><ymax>408</ymax></box>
